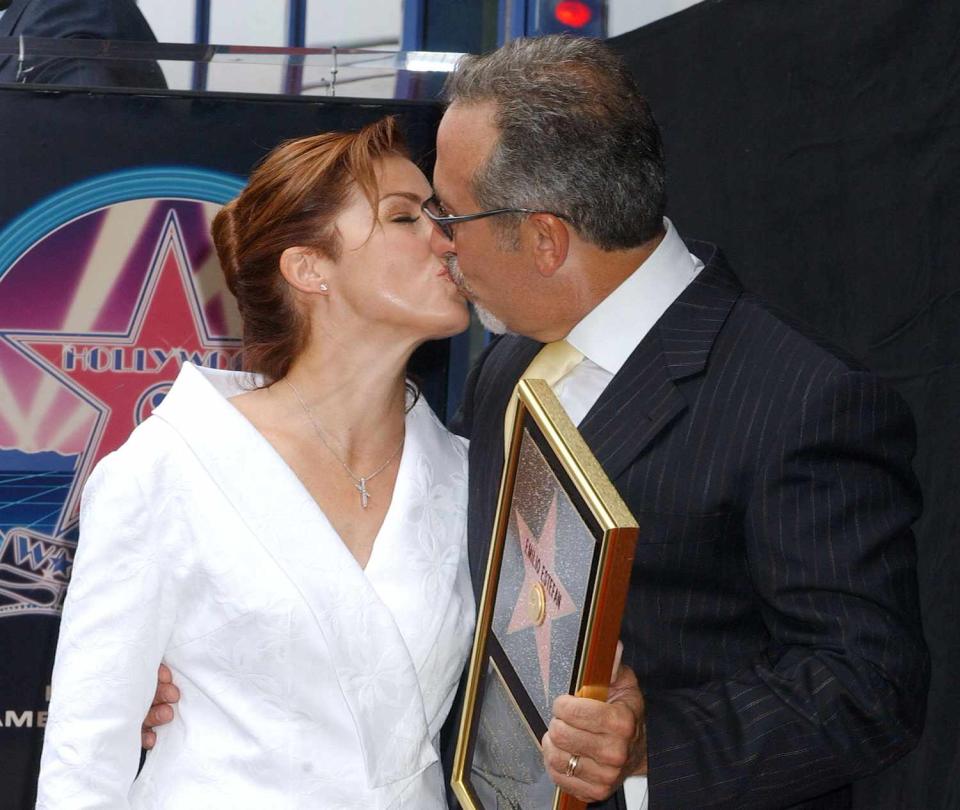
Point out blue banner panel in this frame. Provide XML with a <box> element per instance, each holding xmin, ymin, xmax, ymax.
<box><xmin>0</xmin><ymin>86</ymin><xmax>447</xmax><ymax>808</ymax></box>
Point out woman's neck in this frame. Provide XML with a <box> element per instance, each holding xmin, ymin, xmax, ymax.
<box><xmin>276</xmin><ymin>329</ymin><xmax>412</xmax><ymax>460</ymax></box>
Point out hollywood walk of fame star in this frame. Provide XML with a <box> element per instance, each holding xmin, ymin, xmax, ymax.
<box><xmin>6</xmin><ymin>210</ymin><xmax>239</xmax><ymax>535</ymax></box>
<box><xmin>506</xmin><ymin>490</ymin><xmax>577</xmax><ymax>705</ymax></box>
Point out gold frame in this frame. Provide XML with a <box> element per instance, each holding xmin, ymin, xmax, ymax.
<box><xmin>452</xmin><ymin>379</ymin><xmax>638</xmax><ymax>810</ymax></box>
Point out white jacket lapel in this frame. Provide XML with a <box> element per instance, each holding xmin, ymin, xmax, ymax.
<box><xmin>153</xmin><ymin>363</ymin><xmax>436</xmax><ymax>787</ymax></box>
<box><xmin>365</xmin><ymin>402</ymin><xmax>471</xmax><ymax>672</ymax></box>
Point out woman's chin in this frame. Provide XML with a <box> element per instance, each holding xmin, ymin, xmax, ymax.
<box><xmin>437</xmin><ymin>316</ymin><xmax>471</xmax><ymax>340</ymax></box>
<box><xmin>417</xmin><ymin>308</ymin><xmax>471</xmax><ymax>341</ymax></box>
<box><xmin>450</xmin><ymin>304</ymin><xmax>472</xmax><ymax>335</ymax></box>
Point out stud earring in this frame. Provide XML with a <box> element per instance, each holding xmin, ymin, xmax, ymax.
<box><xmin>319</xmin><ymin>281</ymin><xmax>329</xmax><ymax>292</ymax></box>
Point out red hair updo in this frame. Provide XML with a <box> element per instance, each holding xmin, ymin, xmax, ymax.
<box><xmin>211</xmin><ymin>116</ymin><xmax>410</xmax><ymax>382</ymax></box>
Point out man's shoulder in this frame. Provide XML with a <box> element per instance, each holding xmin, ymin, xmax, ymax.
<box><xmin>699</xmin><ymin>280</ymin><xmax>917</xmax><ymax>436</ymax></box>
<box><xmin>727</xmin><ymin>287</ymin><xmax>867</xmax><ymax>378</ymax></box>
<box><xmin>680</xmin><ymin>241</ymin><xmax>868</xmax><ymax>379</ymax></box>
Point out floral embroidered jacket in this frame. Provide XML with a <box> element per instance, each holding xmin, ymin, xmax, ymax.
<box><xmin>37</xmin><ymin>362</ymin><xmax>474</xmax><ymax>809</ymax></box>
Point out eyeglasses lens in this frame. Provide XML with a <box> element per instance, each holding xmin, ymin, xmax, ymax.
<box><xmin>424</xmin><ymin>197</ymin><xmax>454</xmax><ymax>241</ymax></box>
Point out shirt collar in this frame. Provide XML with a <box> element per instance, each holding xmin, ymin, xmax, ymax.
<box><xmin>565</xmin><ymin>218</ymin><xmax>703</xmax><ymax>376</ymax></box>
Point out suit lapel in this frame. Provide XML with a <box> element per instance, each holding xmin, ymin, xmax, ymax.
<box><xmin>477</xmin><ymin>336</ymin><xmax>541</xmax><ymax>477</ymax></box>
<box><xmin>467</xmin><ymin>337</ymin><xmax>539</xmax><ymax>584</ymax></box>
<box><xmin>578</xmin><ymin>334</ymin><xmax>686</xmax><ymax>481</ymax></box>
<box><xmin>580</xmin><ymin>243</ymin><xmax>741</xmax><ymax>481</ymax></box>
<box><xmin>487</xmin><ymin>337</ymin><xmax>541</xmax><ymax>418</ymax></box>
<box><xmin>154</xmin><ymin>363</ymin><xmax>436</xmax><ymax>788</ymax></box>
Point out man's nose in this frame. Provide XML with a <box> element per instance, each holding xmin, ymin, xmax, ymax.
<box><xmin>428</xmin><ymin>223</ymin><xmax>455</xmax><ymax>256</ymax></box>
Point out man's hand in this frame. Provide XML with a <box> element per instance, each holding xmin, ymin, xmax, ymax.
<box><xmin>542</xmin><ymin>663</ymin><xmax>648</xmax><ymax>804</ymax></box>
<box><xmin>141</xmin><ymin>663</ymin><xmax>180</xmax><ymax>749</ymax></box>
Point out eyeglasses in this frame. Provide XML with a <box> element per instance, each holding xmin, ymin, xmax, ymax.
<box><xmin>420</xmin><ymin>194</ymin><xmax>568</xmax><ymax>241</ymax></box>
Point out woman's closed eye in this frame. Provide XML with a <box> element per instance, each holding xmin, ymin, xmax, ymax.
<box><xmin>387</xmin><ymin>211</ymin><xmax>420</xmax><ymax>225</ymax></box>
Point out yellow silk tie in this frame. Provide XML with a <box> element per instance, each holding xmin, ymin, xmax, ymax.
<box><xmin>504</xmin><ymin>339</ymin><xmax>584</xmax><ymax>456</ymax></box>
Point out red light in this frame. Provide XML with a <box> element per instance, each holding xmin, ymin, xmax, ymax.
<box><xmin>554</xmin><ymin>1</ymin><xmax>593</xmax><ymax>29</ymax></box>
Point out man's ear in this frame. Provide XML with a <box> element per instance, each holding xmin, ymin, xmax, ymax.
<box><xmin>279</xmin><ymin>247</ymin><xmax>331</xmax><ymax>295</ymax></box>
<box><xmin>528</xmin><ymin>214</ymin><xmax>569</xmax><ymax>278</ymax></box>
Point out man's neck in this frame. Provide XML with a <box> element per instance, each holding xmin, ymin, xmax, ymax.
<box><xmin>530</xmin><ymin>229</ymin><xmax>666</xmax><ymax>343</ymax></box>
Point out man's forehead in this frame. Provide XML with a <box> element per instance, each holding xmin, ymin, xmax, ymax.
<box><xmin>435</xmin><ymin>102</ymin><xmax>498</xmax><ymax>203</ymax></box>
<box><xmin>430</xmin><ymin>162</ymin><xmax>464</xmax><ymax>205</ymax></box>
<box><xmin>432</xmin><ymin>148</ymin><xmax>467</xmax><ymax>207</ymax></box>
<box><xmin>439</xmin><ymin>101</ymin><xmax>498</xmax><ymax>146</ymax></box>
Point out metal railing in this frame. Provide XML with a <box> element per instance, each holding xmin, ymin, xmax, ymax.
<box><xmin>0</xmin><ymin>37</ymin><xmax>463</xmax><ymax>98</ymax></box>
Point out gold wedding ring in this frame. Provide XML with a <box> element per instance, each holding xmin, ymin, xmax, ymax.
<box><xmin>564</xmin><ymin>753</ymin><xmax>581</xmax><ymax>778</ymax></box>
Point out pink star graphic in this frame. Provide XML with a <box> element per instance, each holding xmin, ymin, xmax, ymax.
<box><xmin>7</xmin><ymin>211</ymin><xmax>239</xmax><ymax>533</ymax></box>
<box><xmin>506</xmin><ymin>491</ymin><xmax>577</xmax><ymax>704</ymax></box>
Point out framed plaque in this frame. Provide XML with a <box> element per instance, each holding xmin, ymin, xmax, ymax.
<box><xmin>453</xmin><ymin>379</ymin><xmax>638</xmax><ymax>810</ymax></box>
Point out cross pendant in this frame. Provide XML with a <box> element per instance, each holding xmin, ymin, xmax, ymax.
<box><xmin>355</xmin><ymin>478</ymin><xmax>370</xmax><ymax>509</ymax></box>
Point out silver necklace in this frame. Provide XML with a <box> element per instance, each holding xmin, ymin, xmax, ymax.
<box><xmin>284</xmin><ymin>379</ymin><xmax>404</xmax><ymax>509</ymax></box>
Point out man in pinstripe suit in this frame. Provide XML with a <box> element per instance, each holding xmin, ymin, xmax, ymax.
<box><xmin>431</xmin><ymin>36</ymin><xmax>929</xmax><ymax>809</ymax></box>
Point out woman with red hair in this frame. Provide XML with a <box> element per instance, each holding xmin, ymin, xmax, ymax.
<box><xmin>37</xmin><ymin>117</ymin><xmax>474</xmax><ymax>809</ymax></box>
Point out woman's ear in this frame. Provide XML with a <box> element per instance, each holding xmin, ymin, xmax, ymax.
<box><xmin>279</xmin><ymin>247</ymin><xmax>331</xmax><ymax>295</ymax></box>
<box><xmin>528</xmin><ymin>213</ymin><xmax>569</xmax><ymax>278</ymax></box>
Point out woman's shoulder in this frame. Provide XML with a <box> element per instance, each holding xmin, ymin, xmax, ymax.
<box><xmin>85</xmin><ymin>414</ymin><xmax>187</xmax><ymax>499</ymax></box>
<box><xmin>114</xmin><ymin>412</ymin><xmax>184</xmax><ymax>462</ymax></box>
<box><xmin>102</xmin><ymin>362</ymin><xmax>245</xmax><ymax>476</ymax></box>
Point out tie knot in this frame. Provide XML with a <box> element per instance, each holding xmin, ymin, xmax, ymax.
<box><xmin>504</xmin><ymin>340</ymin><xmax>585</xmax><ymax>456</ymax></box>
<box><xmin>521</xmin><ymin>339</ymin><xmax>584</xmax><ymax>387</ymax></box>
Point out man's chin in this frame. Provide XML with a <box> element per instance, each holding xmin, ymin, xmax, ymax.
<box><xmin>447</xmin><ymin>259</ymin><xmax>510</xmax><ymax>333</ymax></box>
<box><xmin>473</xmin><ymin>303</ymin><xmax>510</xmax><ymax>335</ymax></box>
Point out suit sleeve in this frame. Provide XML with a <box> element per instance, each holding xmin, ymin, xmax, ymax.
<box><xmin>36</xmin><ymin>451</ymin><xmax>181</xmax><ymax>809</ymax></box>
<box><xmin>643</xmin><ymin>370</ymin><xmax>929</xmax><ymax>808</ymax></box>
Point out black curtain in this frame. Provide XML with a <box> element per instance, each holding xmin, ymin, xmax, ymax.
<box><xmin>610</xmin><ymin>1</ymin><xmax>959</xmax><ymax>808</ymax></box>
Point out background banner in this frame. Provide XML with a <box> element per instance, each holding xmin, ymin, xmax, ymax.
<box><xmin>610</xmin><ymin>2</ymin><xmax>960</xmax><ymax>807</ymax></box>
<box><xmin>0</xmin><ymin>85</ymin><xmax>449</xmax><ymax>808</ymax></box>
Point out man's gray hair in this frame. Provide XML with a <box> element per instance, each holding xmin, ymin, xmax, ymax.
<box><xmin>443</xmin><ymin>35</ymin><xmax>666</xmax><ymax>251</ymax></box>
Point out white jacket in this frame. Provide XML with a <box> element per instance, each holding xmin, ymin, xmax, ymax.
<box><xmin>36</xmin><ymin>362</ymin><xmax>474</xmax><ymax>809</ymax></box>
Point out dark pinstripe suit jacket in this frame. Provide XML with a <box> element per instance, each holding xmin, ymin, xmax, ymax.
<box><xmin>450</xmin><ymin>242</ymin><xmax>929</xmax><ymax>809</ymax></box>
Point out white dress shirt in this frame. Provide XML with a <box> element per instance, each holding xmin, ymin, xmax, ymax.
<box><xmin>551</xmin><ymin>218</ymin><xmax>703</xmax><ymax>810</ymax></box>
